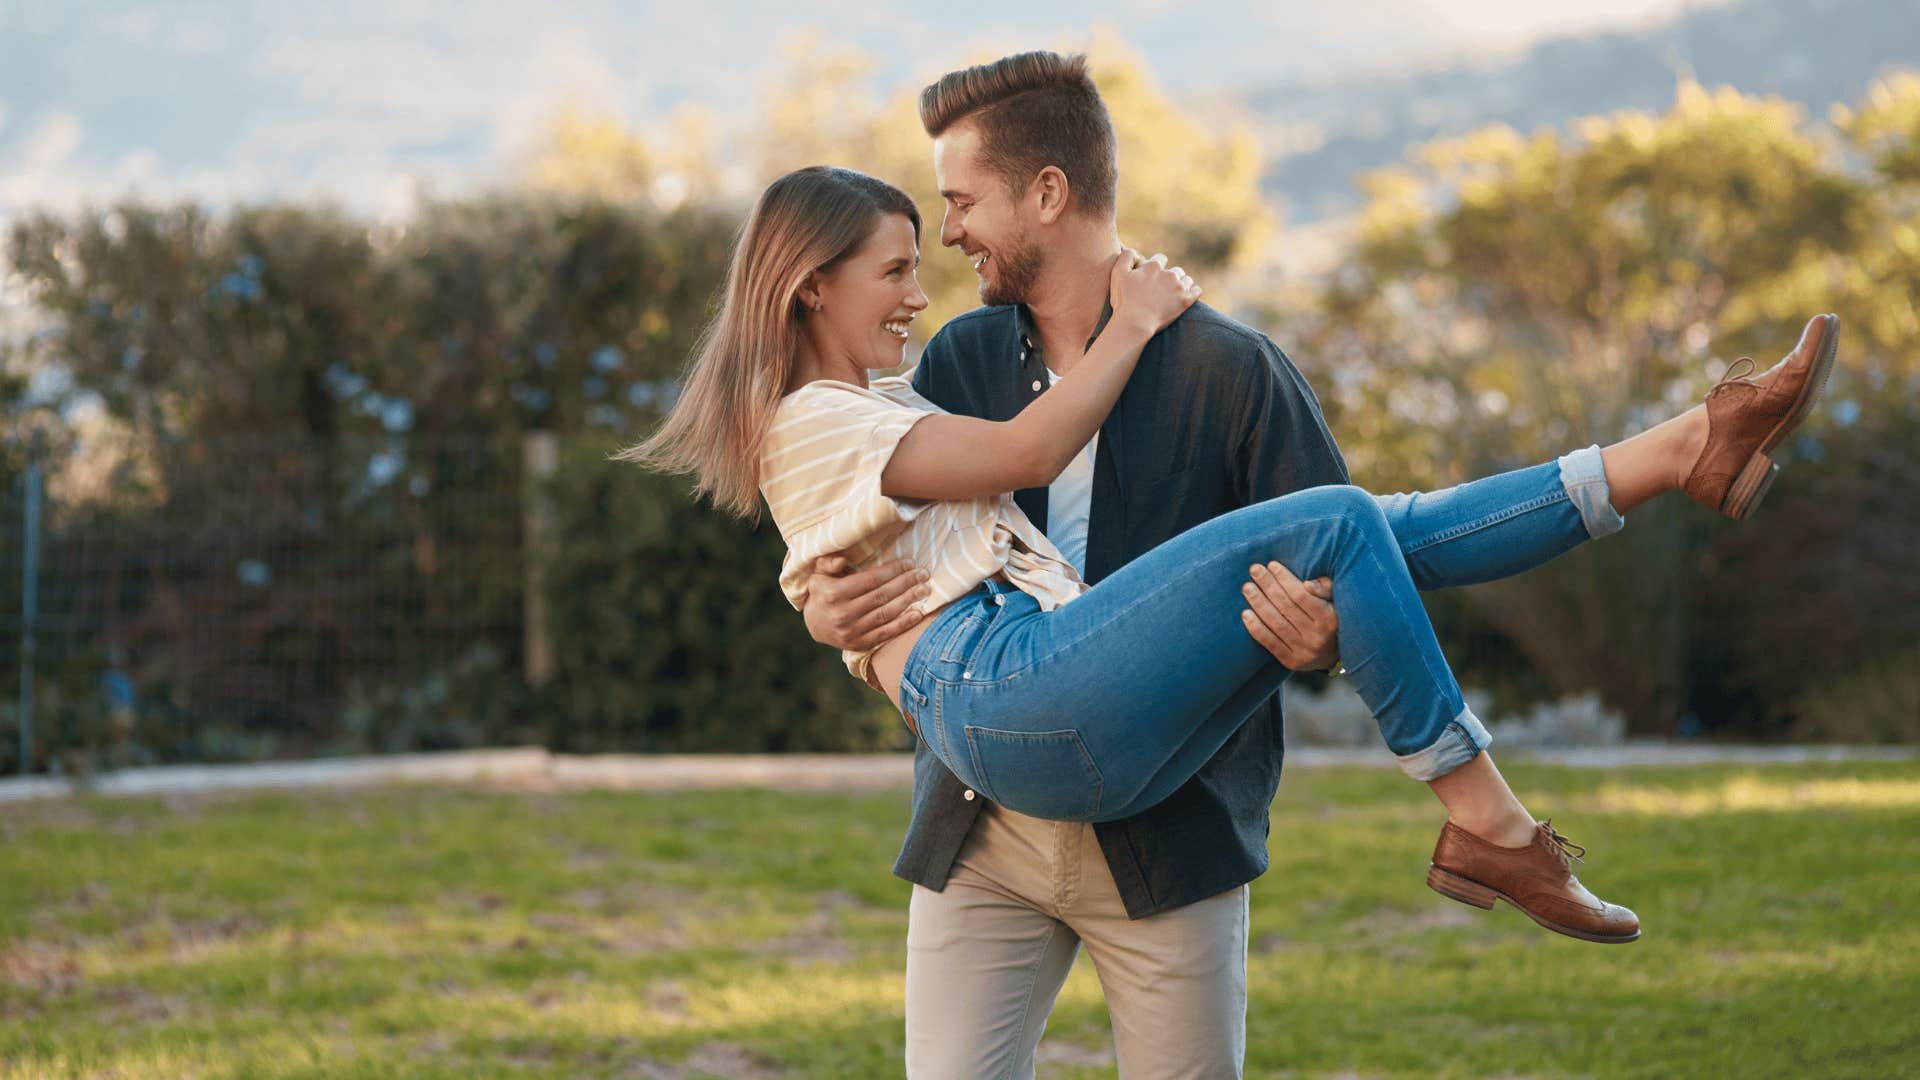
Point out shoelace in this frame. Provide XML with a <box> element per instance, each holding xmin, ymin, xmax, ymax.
<box><xmin>1706</xmin><ymin>356</ymin><xmax>1759</xmax><ymax>399</ymax></box>
<box><xmin>1539</xmin><ymin>819</ymin><xmax>1587</xmax><ymax>865</ymax></box>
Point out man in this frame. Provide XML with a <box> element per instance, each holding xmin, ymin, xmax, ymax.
<box><xmin>801</xmin><ymin>51</ymin><xmax>1346</xmax><ymax>1077</ymax></box>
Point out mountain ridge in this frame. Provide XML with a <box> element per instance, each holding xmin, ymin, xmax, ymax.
<box><xmin>1246</xmin><ymin>0</ymin><xmax>1919</xmax><ymax>223</ymax></box>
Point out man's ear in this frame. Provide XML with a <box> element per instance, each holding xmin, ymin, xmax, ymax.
<box><xmin>1032</xmin><ymin>166</ymin><xmax>1072</xmax><ymax>225</ymax></box>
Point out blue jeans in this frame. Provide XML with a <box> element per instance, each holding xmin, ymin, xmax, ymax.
<box><xmin>896</xmin><ymin>447</ymin><xmax>1626</xmax><ymax>823</ymax></box>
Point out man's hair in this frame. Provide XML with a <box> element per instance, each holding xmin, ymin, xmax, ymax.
<box><xmin>919</xmin><ymin>50</ymin><xmax>1117</xmax><ymax>218</ymax></box>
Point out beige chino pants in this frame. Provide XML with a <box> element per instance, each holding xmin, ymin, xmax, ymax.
<box><xmin>905</xmin><ymin>800</ymin><xmax>1250</xmax><ymax>1079</ymax></box>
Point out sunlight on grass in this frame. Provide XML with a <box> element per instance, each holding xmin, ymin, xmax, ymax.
<box><xmin>688</xmin><ymin>967</ymin><xmax>904</xmax><ymax>1030</ymax></box>
<box><xmin>2</xmin><ymin>763</ymin><xmax>1916</xmax><ymax>1078</ymax></box>
<box><xmin>1580</xmin><ymin>774</ymin><xmax>1920</xmax><ymax>815</ymax></box>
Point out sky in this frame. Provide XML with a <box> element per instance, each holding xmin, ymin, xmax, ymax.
<box><xmin>0</xmin><ymin>0</ymin><xmax>1730</xmax><ymax>222</ymax></box>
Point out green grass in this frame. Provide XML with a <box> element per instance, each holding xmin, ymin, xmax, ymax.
<box><xmin>2</xmin><ymin>761</ymin><xmax>1917</xmax><ymax>1078</ymax></box>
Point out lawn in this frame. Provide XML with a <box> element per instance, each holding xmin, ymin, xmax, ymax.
<box><xmin>2</xmin><ymin>760</ymin><xmax>1917</xmax><ymax>1078</ymax></box>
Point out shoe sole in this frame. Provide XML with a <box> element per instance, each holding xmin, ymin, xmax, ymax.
<box><xmin>1722</xmin><ymin>313</ymin><xmax>1840</xmax><ymax>520</ymax></box>
<box><xmin>1426</xmin><ymin>864</ymin><xmax>1641</xmax><ymax>944</ymax></box>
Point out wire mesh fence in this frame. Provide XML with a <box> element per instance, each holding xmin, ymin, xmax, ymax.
<box><xmin>0</xmin><ymin>432</ymin><xmax>528</xmax><ymax>774</ymax></box>
<box><xmin>0</xmin><ymin>425</ymin><xmax>1577</xmax><ymax>777</ymax></box>
<box><xmin>6</xmin><ymin>423</ymin><xmax>1913</xmax><ymax>777</ymax></box>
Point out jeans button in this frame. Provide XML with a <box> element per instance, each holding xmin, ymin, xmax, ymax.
<box><xmin>963</xmin><ymin>789</ymin><xmax>976</xmax><ymax>801</ymax></box>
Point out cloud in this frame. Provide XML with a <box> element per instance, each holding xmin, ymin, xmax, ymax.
<box><xmin>20</xmin><ymin>110</ymin><xmax>84</xmax><ymax>169</ymax></box>
<box><xmin>0</xmin><ymin>112</ymin><xmax>167</xmax><ymax>236</ymax></box>
<box><xmin>0</xmin><ymin>0</ymin><xmax>1739</xmax><ymax>224</ymax></box>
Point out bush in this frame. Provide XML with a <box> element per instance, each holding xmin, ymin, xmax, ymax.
<box><xmin>538</xmin><ymin>435</ymin><xmax>905</xmax><ymax>753</ymax></box>
<box><xmin>2</xmin><ymin>195</ymin><xmax>912</xmax><ymax>770</ymax></box>
<box><xmin>1790</xmin><ymin>644</ymin><xmax>1920</xmax><ymax>744</ymax></box>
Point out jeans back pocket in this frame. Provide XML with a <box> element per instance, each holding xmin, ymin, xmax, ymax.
<box><xmin>963</xmin><ymin>726</ymin><xmax>1103</xmax><ymax>821</ymax></box>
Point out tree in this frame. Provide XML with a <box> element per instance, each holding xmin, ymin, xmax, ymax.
<box><xmin>524</xmin><ymin>31</ymin><xmax>1275</xmax><ymax>339</ymax></box>
<box><xmin>1283</xmin><ymin>79</ymin><xmax>1918</xmax><ymax>733</ymax></box>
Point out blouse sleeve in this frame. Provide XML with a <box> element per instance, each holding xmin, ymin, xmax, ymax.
<box><xmin>764</xmin><ymin>386</ymin><xmax>934</xmax><ymax>610</ymax></box>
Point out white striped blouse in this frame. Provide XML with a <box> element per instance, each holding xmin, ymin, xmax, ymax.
<box><xmin>760</xmin><ymin>375</ymin><xmax>1086</xmax><ymax>688</ymax></box>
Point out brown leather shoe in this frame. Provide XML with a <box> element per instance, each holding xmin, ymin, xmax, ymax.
<box><xmin>1427</xmin><ymin>820</ymin><xmax>1641</xmax><ymax>944</ymax></box>
<box><xmin>1683</xmin><ymin>313</ymin><xmax>1840</xmax><ymax>519</ymax></box>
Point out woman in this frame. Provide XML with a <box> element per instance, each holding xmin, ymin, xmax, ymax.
<box><xmin>622</xmin><ymin>166</ymin><xmax>1837</xmax><ymax>944</ymax></box>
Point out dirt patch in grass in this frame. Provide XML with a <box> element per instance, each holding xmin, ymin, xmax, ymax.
<box><xmin>450</xmin><ymin>890</ymin><xmax>510</xmax><ymax>915</ymax></box>
<box><xmin>1254</xmin><ymin>903</ymin><xmax>1480</xmax><ymax>954</ymax></box>
<box><xmin>115</xmin><ymin>913</ymin><xmax>265</xmax><ymax>958</ymax></box>
<box><xmin>748</xmin><ymin>890</ymin><xmax>872</xmax><ymax>963</ymax></box>
<box><xmin>644</xmin><ymin>977</ymin><xmax>691</xmax><ymax>1019</ymax></box>
<box><xmin>1</xmin><ymin>939</ymin><xmax>81</xmax><ymax>995</ymax></box>
<box><xmin>676</xmin><ymin>1041</ymin><xmax>786</xmax><ymax>1078</ymax></box>
<box><xmin>485</xmin><ymin>1037</ymin><xmax>784</xmax><ymax>1079</ymax></box>
<box><xmin>93</xmin><ymin>983</ymin><xmax>193</xmax><ymax>1025</ymax></box>
<box><xmin>567</xmin><ymin>844</ymin><xmax>617</xmax><ymax>872</ymax></box>
<box><xmin>1350</xmin><ymin>902</ymin><xmax>1480</xmax><ymax>936</ymax></box>
<box><xmin>606</xmin><ymin>923</ymin><xmax>689</xmax><ymax>956</ymax></box>
<box><xmin>1037</xmin><ymin>1036</ymin><xmax>1115</xmax><ymax>1069</ymax></box>
<box><xmin>576</xmin><ymin>878</ymin><xmax>705</xmax><ymax>916</ymax></box>
<box><xmin>3</xmin><ymin>799</ymin><xmax>113</xmax><ymax>834</ymax></box>
<box><xmin>26</xmin><ymin>881</ymin><xmax>115</xmax><ymax>931</ymax></box>
<box><xmin>528</xmin><ymin>911</ymin><xmax>597</xmax><ymax>936</ymax></box>
<box><xmin>1254</xmin><ymin>931</ymin><xmax>1302</xmax><ymax>953</ymax></box>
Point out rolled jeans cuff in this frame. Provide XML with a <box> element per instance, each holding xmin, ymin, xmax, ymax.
<box><xmin>1394</xmin><ymin>706</ymin><xmax>1492</xmax><ymax>781</ymax></box>
<box><xmin>1557</xmin><ymin>444</ymin><xmax>1625</xmax><ymax>539</ymax></box>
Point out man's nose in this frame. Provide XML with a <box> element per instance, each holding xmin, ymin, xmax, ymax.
<box><xmin>940</xmin><ymin>209</ymin><xmax>963</xmax><ymax>248</ymax></box>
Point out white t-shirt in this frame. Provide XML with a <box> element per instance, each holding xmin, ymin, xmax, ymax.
<box><xmin>1044</xmin><ymin>366</ymin><xmax>1096</xmax><ymax>577</ymax></box>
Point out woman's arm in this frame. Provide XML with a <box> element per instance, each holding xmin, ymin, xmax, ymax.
<box><xmin>881</xmin><ymin>251</ymin><xmax>1199</xmax><ymax>501</ymax></box>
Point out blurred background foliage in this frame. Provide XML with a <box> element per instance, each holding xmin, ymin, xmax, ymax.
<box><xmin>2</xmin><ymin>40</ymin><xmax>1917</xmax><ymax>775</ymax></box>
<box><xmin>1267</xmin><ymin>77</ymin><xmax>1920</xmax><ymax>737</ymax></box>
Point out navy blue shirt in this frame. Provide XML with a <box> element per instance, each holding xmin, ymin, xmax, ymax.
<box><xmin>896</xmin><ymin>300</ymin><xmax>1349</xmax><ymax>918</ymax></box>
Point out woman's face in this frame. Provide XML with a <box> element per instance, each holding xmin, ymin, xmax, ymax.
<box><xmin>809</xmin><ymin>213</ymin><xmax>929</xmax><ymax>370</ymax></box>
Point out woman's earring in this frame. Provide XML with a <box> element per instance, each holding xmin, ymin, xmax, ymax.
<box><xmin>813</xmin><ymin>301</ymin><xmax>824</xmax><ymax>312</ymax></box>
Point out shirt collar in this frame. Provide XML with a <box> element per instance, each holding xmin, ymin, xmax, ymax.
<box><xmin>1014</xmin><ymin>299</ymin><xmax>1117</xmax><ymax>365</ymax></box>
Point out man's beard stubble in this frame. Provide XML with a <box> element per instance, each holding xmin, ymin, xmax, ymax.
<box><xmin>978</xmin><ymin>231</ymin><xmax>1043</xmax><ymax>308</ymax></box>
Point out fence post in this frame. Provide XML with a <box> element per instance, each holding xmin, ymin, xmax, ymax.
<box><xmin>521</xmin><ymin>431</ymin><xmax>559</xmax><ymax>688</ymax></box>
<box><xmin>17</xmin><ymin>462</ymin><xmax>41</xmax><ymax>775</ymax></box>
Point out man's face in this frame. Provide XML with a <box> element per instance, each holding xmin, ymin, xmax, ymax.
<box><xmin>932</xmin><ymin>123</ymin><xmax>1043</xmax><ymax>307</ymax></box>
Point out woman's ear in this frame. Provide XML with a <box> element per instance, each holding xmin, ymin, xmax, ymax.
<box><xmin>796</xmin><ymin>270</ymin><xmax>824</xmax><ymax>314</ymax></box>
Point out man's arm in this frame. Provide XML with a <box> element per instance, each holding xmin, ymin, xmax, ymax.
<box><xmin>1232</xmin><ymin>335</ymin><xmax>1349</xmax><ymax>670</ymax></box>
<box><xmin>801</xmin><ymin>555</ymin><xmax>929</xmax><ymax>653</ymax></box>
<box><xmin>1233</xmin><ymin>336</ymin><xmax>1349</xmax><ymax>503</ymax></box>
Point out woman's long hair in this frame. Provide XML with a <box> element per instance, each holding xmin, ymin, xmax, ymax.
<box><xmin>615</xmin><ymin>166</ymin><xmax>921</xmax><ymax>519</ymax></box>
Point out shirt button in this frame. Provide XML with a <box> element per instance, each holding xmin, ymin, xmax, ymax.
<box><xmin>1031</xmin><ymin>379</ymin><xmax>1042</xmax><ymax>392</ymax></box>
<box><xmin>963</xmin><ymin>789</ymin><xmax>976</xmax><ymax>801</ymax></box>
<box><xmin>993</xmin><ymin>594</ymin><xmax>1005</xmax><ymax>606</ymax></box>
